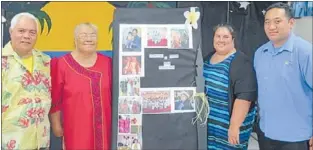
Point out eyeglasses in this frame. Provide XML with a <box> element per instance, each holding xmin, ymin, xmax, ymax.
<box><xmin>78</xmin><ymin>33</ymin><xmax>97</xmax><ymax>39</ymax></box>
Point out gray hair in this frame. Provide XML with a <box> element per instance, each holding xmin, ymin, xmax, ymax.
<box><xmin>10</xmin><ymin>12</ymin><xmax>39</xmax><ymax>30</ymax></box>
<box><xmin>213</xmin><ymin>23</ymin><xmax>236</xmax><ymax>39</ymax></box>
<box><xmin>74</xmin><ymin>22</ymin><xmax>98</xmax><ymax>40</ymax></box>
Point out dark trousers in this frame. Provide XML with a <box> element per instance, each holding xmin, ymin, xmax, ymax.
<box><xmin>256</xmin><ymin>124</ymin><xmax>310</xmax><ymax>150</ymax></box>
<box><xmin>49</xmin><ymin>128</ymin><xmax>63</xmax><ymax>150</ymax></box>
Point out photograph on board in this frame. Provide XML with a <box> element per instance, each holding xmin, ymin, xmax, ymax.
<box><xmin>131</xmin><ymin>125</ymin><xmax>142</xmax><ymax>134</ymax></box>
<box><xmin>141</xmin><ymin>89</ymin><xmax>171</xmax><ymax>114</ymax></box>
<box><xmin>130</xmin><ymin>114</ymin><xmax>142</xmax><ymax>126</ymax></box>
<box><xmin>117</xmin><ymin>134</ymin><xmax>142</xmax><ymax>150</ymax></box>
<box><xmin>118</xmin><ymin>114</ymin><xmax>131</xmax><ymax>134</ymax></box>
<box><xmin>121</xmin><ymin>55</ymin><xmax>143</xmax><ymax>76</ymax></box>
<box><xmin>169</xmin><ymin>26</ymin><xmax>192</xmax><ymax>49</ymax></box>
<box><xmin>173</xmin><ymin>89</ymin><xmax>195</xmax><ymax>113</ymax></box>
<box><xmin>118</xmin><ymin>97</ymin><xmax>142</xmax><ymax>114</ymax></box>
<box><xmin>120</xmin><ymin>26</ymin><xmax>142</xmax><ymax>52</ymax></box>
<box><xmin>146</xmin><ymin>26</ymin><xmax>168</xmax><ymax>47</ymax></box>
<box><xmin>119</xmin><ymin>77</ymin><xmax>140</xmax><ymax>96</ymax></box>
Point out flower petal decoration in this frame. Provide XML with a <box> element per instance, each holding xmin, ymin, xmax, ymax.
<box><xmin>184</xmin><ymin>7</ymin><xmax>200</xmax><ymax>29</ymax></box>
<box><xmin>2</xmin><ymin>16</ymin><xmax>6</xmax><ymax>23</ymax></box>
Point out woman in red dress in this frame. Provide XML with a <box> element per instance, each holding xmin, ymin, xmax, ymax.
<box><xmin>49</xmin><ymin>23</ymin><xmax>112</xmax><ymax>150</ymax></box>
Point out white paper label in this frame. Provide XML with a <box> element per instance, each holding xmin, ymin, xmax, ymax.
<box><xmin>164</xmin><ymin>61</ymin><xmax>171</xmax><ymax>66</ymax></box>
<box><xmin>159</xmin><ymin>61</ymin><xmax>175</xmax><ymax>70</ymax></box>
<box><xmin>159</xmin><ymin>65</ymin><xmax>175</xmax><ymax>70</ymax></box>
<box><xmin>149</xmin><ymin>54</ymin><xmax>164</xmax><ymax>58</ymax></box>
<box><xmin>169</xmin><ymin>54</ymin><xmax>179</xmax><ymax>59</ymax></box>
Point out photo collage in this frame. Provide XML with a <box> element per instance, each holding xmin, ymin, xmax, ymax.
<box><xmin>141</xmin><ymin>88</ymin><xmax>196</xmax><ymax>114</ymax></box>
<box><xmin>117</xmin><ymin>24</ymin><xmax>194</xmax><ymax>150</ymax></box>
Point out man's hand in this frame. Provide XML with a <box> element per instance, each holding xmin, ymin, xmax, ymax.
<box><xmin>228</xmin><ymin>125</ymin><xmax>240</xmax><ymax>145</ymax></box>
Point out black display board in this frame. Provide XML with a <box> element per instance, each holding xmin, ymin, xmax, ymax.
<box><xmin>111</xmin><ymin>8</ymin><xmax>206</xmax><ymax>150</ymax></box>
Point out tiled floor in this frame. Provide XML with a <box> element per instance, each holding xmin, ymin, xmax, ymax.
<box><xmin>248</xmin><ymin>132</ymin><xmax>260</xmax><ymax>150</ymax></box>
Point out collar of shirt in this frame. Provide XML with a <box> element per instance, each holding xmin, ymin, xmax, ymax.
<box><xmin>2</xmin><ymin>42</ymin><xmax>47</xmax><ymax>73</ymax></box>
<box><xmin>262</xmin><ymin>33</ymin><xmax>295</xmax><ymax>55</ymax></box>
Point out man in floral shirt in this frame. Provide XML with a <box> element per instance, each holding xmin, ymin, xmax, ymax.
<box><xmin>1</xmin><ymin>12</ymin><xmax>51</xmax><ymax>150</ymax></box>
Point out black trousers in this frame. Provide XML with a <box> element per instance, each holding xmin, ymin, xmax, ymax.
<box><xmin>256</xmin><ymin>123</ymin><xmax>310</xmax><ymax>150</ymax></box>
<box><xmin>49</xmin><ymin>128</ymin><xmax>63</xmax><ymax>150</ymax></box>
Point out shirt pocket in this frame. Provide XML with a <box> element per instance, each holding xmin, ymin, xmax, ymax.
<box><xmin>281</xmin><ymin>59</ymin><xmax>295</xmax><ymax>80</ymax></box>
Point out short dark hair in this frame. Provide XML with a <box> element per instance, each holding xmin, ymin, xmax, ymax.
<box><xmin>265</xmin><ymin>2</ymin><xmax>294</xmax><ymax>19</ymax></box>
<box><xmin>213</xmin><ymin>23</ymin><xmax>236</xmax><ymax>39</ymax></box>
<box><xmin>132</xmin><ymin>28</ymin><xmax>138</xmax><ymax>33</ymax></box>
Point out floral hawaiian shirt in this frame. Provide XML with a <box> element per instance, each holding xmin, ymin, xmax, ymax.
<box><xmin>1</xmin><ymin>42</ymin><xmax>51</xmax><ymax>150</ymax></box>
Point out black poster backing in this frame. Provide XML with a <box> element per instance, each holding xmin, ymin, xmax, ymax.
<box><xmin>112</xmin><ymin>8</ymin><xmax>205</xmax><ymax>150</ymax></box>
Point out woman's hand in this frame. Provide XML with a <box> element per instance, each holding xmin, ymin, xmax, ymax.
<box><xmin>62</xmin><ymin>136</ymin><xmax>66</xmax><ymax>150</ymax></box>
<box><xmin>228</xmin><ymin>125</ymin><xmax>240</xmax><ymax>145</ymax></box>
<box><xmin>228</xmin><ymin>99</ymin><xmax>251</xmax><ymax>145</ymax></box>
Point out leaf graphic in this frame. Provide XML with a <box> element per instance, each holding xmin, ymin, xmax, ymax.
<box><xmin>126</xmin><ymin>2</ymin><xmax>135</xmax><ymax>8</ymax></box>
<box><xmin>28</xmin><ymin>10</ymin><xmax>52</xmax><ymax>35</ymax></box>
<box><xmin>152</xmin><ymin>2</ymin><xmax>172</xmax><ymax>8</ymax></box>
<box><xmin>37</xmin><ymin>17</ymin><xmax>45</xmax><ymax>34</ymax></box>
<box><xmin>127</xmin><ymin>2</ymin><xmax>148</xmax><ymax>8</ymax></box>
<box><xmin>109</xmin><ymin>22</ymin><xmax>114</xmax><ymax>49</ymax></box>
<box><xmin>39</xmin><ymin>10</ymin><xmax>52</xmax><ymax>35</ymax></box>
<box><xmin>109</xmin><ymin>22</ymin><xmax>113</xmax><ymax>34</ymax></box>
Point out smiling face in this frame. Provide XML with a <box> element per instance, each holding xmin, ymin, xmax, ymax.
<box><xmin>264</xmin><ymin>8</ymin><xmax>294</xmax><ymax>46</ymax></box>
<box><xmin>75</xmin><ymin>24</ymin><xmax>98</xmax><ymax>53</ymax></box>
<box><xmin>213</xmin><ymin>27</ymin><xmax>235</xmax><ymax>55</ymax></box>
<box><xmin>9</xmin><ymin>16</ymin><xmax>38</xmax><ymax>55</ymax></box>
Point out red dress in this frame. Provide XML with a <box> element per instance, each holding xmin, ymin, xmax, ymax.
<box><xmin>50</xmin><ymin>53</ymin><xmax>112</xmax><ymax>150</ymax></box>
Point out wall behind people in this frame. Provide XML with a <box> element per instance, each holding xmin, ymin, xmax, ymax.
<box><xmin>290</xmin><ymin>1</ymin><xmax>313</xmax><ymax>18</ymax></box>
<box><xmin>178</xmin><ymin>1</ymin><xmax>286</xmax><ymax>59</ymax></box>
<box><xmin>2</xmin><ymin>2</ymin><xmax>115</xmax><ymax>58</ymax></box>
<box><xmin>1</xmin><ymin>1</ymin><xmax>176</xmax><ymax>58</ymax></box>
<box><xmin>293</xmin><ymin>16</ymin><xmax>313</xmax><ymax>43</ymax></box>
<box><xmin>3</xmin><ymin>1</ymin><xmax>292</xmax><ymax>60</ymax></box>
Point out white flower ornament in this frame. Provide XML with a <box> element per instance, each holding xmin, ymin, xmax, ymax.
<box><xmin>184</xmin><ymin>7</ymin><xmax>200</xmax><ymax>29</ymax></box>
<box><xmin>2</xmin><ymin>16</ymin><xmax>6</xmax><ymax>23</ymax></box>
